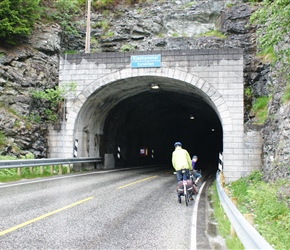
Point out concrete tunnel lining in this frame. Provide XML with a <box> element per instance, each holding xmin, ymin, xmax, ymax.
<box><xmin>74</xmin><ymin>75</ymin><xmax>223</xmax><ymax>173</ymax></box>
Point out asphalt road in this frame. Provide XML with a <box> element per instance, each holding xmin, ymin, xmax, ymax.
<box><xmin>0</xmin><ymin>166</ymin><xmax>210</xmax><ymax>250</ymax></box>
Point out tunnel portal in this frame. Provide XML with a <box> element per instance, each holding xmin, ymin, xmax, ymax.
<box><xmin>50</xmin><ymin>49</ymin><xmax>263</xmax><ymax>182</ymax></box>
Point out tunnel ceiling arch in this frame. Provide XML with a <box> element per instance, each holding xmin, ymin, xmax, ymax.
<box><xmin>76</xmin><ymin>75</ymin><xmax>223</xmax><ymax>169</ymax></box>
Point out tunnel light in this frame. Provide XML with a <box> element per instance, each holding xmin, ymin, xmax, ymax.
<box><xmin>190</xmin><ymin>115</ymin><xmax>194</xmax><ymax>120</ymax></box>
<box><xmin>212</xmin><ymin>128</ymin><xmax>215</xmax><ymax>132</ymax></box>
<box><xmin>150</xmin><ymin>83</ymin><xmax>159</xmax><ymax>89</ymax></box>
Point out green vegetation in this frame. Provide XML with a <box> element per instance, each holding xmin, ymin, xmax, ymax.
<box><xmin>31</xmin><ymin>82</ymin><xmax>77</xmax><ymax>123</ymax></box>
<box><xmin>93</xmin><ymin>20</ymin><xmax>110</xmax><ymax>32</ymax></box>
<box><xmin>210</xmin><ymin>171</ymin><xmax>290</xmax><ymax>249</ymax></box>
<box><xmin>0</xmin><ymin>0</ymin><xmax>82</xmax><ymax>45</ymax></box>
<box><xmin>282</xmin><ymin>83</ymin><xmax>290</xmax><ymax>103</ymax></box>
<box><xmin>171</xmin><ymin>33</ymin><xmax>179</xmax><ymax>37</ymax></box>
<box><xmin>90</xmin><ymin>37</ymin><xmax>100</xmax><ymax>53</ymax></box>
<box><xmin>250</xmin><ymin>0</ymin><xmax>290</xmax><ymax>103</ymax></box>
<box><xmin>182</xmin><ymin>1</ymin><xmax>196</xmax><ymax>9</ymax></box>
<box><xmin>92</xmin><ymin>0</ymin><xmax>148</xmax><ymax>10</ymax></box>
<box><xmin>93</xmin><ymin>0</ymin><xmax>114</xmax><ymax>10</ymax></box>
<box><xmin>0</xmin><ymin>0</ymin><xmax>40</xmax><ymax>44</ymax></box>
<box><xmin>0</xmin><ymin>165</ymin><xmax>71</xmax><ymax>182</ymax></box>
<box><xmin>120</xmin><ymin>44</ymin><xmax>135</xmax><ymax>52</ymax></box>
<box><xmin>228</xmin><ymin>171</ymin><xmax>290</xmax><ymax>249</ymax></box>
<box><xmin>198</xmin><ymin>30</ymin><xmax>226</xmax><ymax>39</ymax></box>
<box><xmin>49</xmin><ymin>0</ymin><xmax>81</xmax><ymax>40</ymax></box>
<box><xmin>244</xmin><ymin>87</ymin><xmax>252</xmax><ymax>97</ymax></box>
<box><xmin>281</xmin><ymin>69</ymin><xmax>290</xmax><ymax>103</ymax></box>
<box><xmin>0</xmin><ymin>132</ymin><xmax>6</xmax><ymax>149</ymax></box>
<box><xmin>250</xmin><ymin>0</ymin><xmax>290</xmax><ymax>64</ymax></box>
<box><xmin>251</xmin><ymin>96</ymin><xmax>269</xmax><ymax>124</ymax></box>
<box><xmin>209</xmin><ymin>182</ymin><xmax>244</xmax><ymax>249</ymax></box>
<box><xmin>63</xmin><ymin>50</ymin><xmax>78</xmax><ymax>55</ymax></box>
<box><xmin>0</xmin><ymin>154</ymin><xmax>72</xmax><ymax>182</ymax></box>
<box><xmin>102</xmin><ymin>31</ymin><xmax>114</xmax><ymax>38</ymax></box>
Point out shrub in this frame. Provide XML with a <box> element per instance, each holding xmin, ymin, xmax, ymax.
<box><xmin>120</xmin><ymin>44</ymin><xmax>135</xmax><ymax>52</ymax></box>
<box><xmin>50</xmin><ymin>0</ymin><xmax>81</xmax><ymax>40</ymax></box>
<box><xmin>31</xmin><ymin>82</ymin><xmax>77</xmax><ymax>123</ymax></box>
<box><xmin>0</xmin><ymin>0</ymin><xmax>40</xmax><ymax>44</ymax></box>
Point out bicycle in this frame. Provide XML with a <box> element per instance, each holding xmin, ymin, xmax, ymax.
<box><xmin>176</xmin><ymin>169</ymin><xmax>194</xmax><ymax>206</ymax></box>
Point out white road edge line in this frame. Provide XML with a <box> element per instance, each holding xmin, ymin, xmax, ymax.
<box><xmin>190</xmin><ymin>181</ymin><xmax>206</xmax><ymax>250</ymax></box>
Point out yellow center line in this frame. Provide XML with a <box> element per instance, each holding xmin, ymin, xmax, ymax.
<box><xmin>0</xmin><ymin>196</ymin><xmax>94</xmax><ymax>237</ymax></box>
<box><xmin>117</xmin><ymin>175</ymin><xmax>158</xmax><ymax>189</ymax></box>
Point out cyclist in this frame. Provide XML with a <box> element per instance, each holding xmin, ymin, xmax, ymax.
<box><xmin>191</xmin><ymin>155</ymin><xmax>202</xmax><ymax>185</ymax></box>
<box><xmin>172</xmin><ymin>142</ymin><xmax>191</xmax><ymax>182</ymax></box>
<box><xmin>172</xmin><ymin>142</ymin><xmax>192</xmax><ymax>203</ymax></box>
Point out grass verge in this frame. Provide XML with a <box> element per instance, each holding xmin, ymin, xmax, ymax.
<box><xmin>0</xmin><ymin>166</ymin><xmax>71</xmax><ymax>183</ymax></box>
<box><xmin>209</xmin><ymin>171</ymin><xmax>290</xmax><ymax>249</ymax></box>
<box><xmin>209</xmin><ymin>182</ymin><xmax>244</xmax><ymax>249</ymax></box>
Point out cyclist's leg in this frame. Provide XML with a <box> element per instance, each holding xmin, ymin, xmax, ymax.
<box><xmin>185</xmin><ymin>169</ymin><xmax>190</xmax><ymax>180</ymax></box>
<box><xmin>176</xmin><ymin>171</ymin><xmax>183</xmax><ymax>203</ymax></box>
<box><xmin>176</xmin><ymin>170</ymin><xmax>183</xmax><ymax>182</ymax></box>
<box><xmin>194</xmin><ymin>171</ymin><xmax>202</xmax><ymax>184</ymax></box>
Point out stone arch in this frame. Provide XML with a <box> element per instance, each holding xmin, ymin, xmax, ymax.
<box><xmin>67</xmin><ymin>67</ymin><xmax>232</xmax><ymax>132</ymax></box>
<box><xmin>62</xmin><ymin>68</ymin><xmax>232</xmax><ymax>164</ymax></box>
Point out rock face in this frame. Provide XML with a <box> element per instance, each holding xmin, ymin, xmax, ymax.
<box><xmin>0</xmin><ymin>23</ymin><xmax>61</xmax><ymax>157</ymax></box>
<box><xmin>0</xmin><ymin>0</ymin><xmax>289</xmax><ymax>185</ymax></box>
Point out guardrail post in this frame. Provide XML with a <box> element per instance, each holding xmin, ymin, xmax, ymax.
<box><xmin>17</xmin><ymin>167</ymin><xmax>21</xmax><ymax>176</ymax></box>
<box><xmin>40</xmin><ymin>166</ymin><xmax>44</xmax><ymax>174</ymax></box>
<box><xmin>50</xmin><ymin>165</ymin><xmax>54</xmax><ymax>175</ymax></box>
<box><xmin>222</xmin><ymin>188</ymin><xmax>229</xmax><ymax>219</ymax></box>
<box><xmin>231</xmin><ymin>197</ymin><xmax>237</xmax><ymax>206</ymax></box>
<box><xmin>220</xmin><ymin>171</ymin><xmax>225</xmax><ymax>187</ymax></box>
<box><xmin>30</xmin><ymin>167</ymin><xmax>33</xmax><ymax>174</ymax></box>
<box><xmin>67</xmin><ymin>164</ymin><xmax>71</xmax><ymax>174</ymax></box>
<box><xmin>59</xmin><ymin>165</ymin><xmax>63</xmax><ymax>175</ymax></box>
<box><xmin>244</xmin><ymin>214</ymin><xmax>255</xmax><ymax>226</ymax></box>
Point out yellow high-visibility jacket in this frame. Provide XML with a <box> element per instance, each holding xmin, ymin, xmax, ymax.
<box><xmin>172</xmin><ymin>147</ymin><xmax>192</xmax><ymax>171</ymax></box>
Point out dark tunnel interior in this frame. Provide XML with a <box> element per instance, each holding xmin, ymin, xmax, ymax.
<box><xmin>102</xmin><ymin>87</ymin><xmax>223</xmax><ymax>174</ymax></box>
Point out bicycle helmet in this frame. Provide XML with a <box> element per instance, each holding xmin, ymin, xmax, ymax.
<box><xmin>174</xmin><ymin>142</ymin><xmax>182</xmax><ymax>147</ymax></box>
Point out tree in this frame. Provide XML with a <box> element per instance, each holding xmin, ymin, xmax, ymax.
<box><xmin>0</xmin><ymin>0</ymin><xmax>40</xmax><ymax>43</ymax></box>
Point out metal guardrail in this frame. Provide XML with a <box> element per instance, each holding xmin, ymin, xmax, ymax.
<box><xmin>0</xmin><ymin>157</ymin><xmax>102</xmax><ymax>169</ymax></box>
<box><xmin>216</xmin><ymin>171</ymin><xmax>273</xmax><ymax>250</ymax></box>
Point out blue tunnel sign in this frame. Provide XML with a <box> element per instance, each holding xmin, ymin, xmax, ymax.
<box><xmin>131</xmin><ymin>54</ymin><xmax>161</xmax><ymax>68</ymax></box>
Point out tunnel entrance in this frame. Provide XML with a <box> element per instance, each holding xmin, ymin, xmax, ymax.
<box><xmin>101</xmin><ymin>77</ymin><xmax>222</xmax><ymax>173</ymax></box>
<box><xmin>55</xmin><ymin>49</ymin><xmax>249</xmax><ymax>182</ymax></box>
